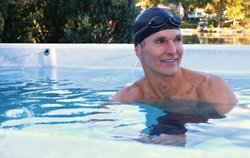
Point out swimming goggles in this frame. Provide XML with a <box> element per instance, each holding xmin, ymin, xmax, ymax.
<box><xmin>135</xmin><ymin>15</ymin><xmax>181</xmax><ymax>37</ymax></box>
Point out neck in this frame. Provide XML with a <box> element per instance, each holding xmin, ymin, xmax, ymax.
<box><xmin>143</xmin><ymin>68</ymin><xmax>185</xmax><ymax>99</ymax></box>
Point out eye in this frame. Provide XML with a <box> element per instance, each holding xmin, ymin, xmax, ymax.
<box><xmin>155</xmin><ymin>37</ymin><xmax>166</xmax><ymax>44</ymax></box>
<box><xmin>174</xmin><ymin>36</ymin><xmax>182</xmax><ymax>43</ymax></box>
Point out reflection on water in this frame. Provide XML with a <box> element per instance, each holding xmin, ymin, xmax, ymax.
<box><xmin>136</xmin><ymin>100</ymin><xmax>229</xmax><ymax>147</ymax></box>
<box><xmin>183</xmin><ymin>32</ymin><xmax>250</xmax><ymax>45</ymax></box>
<box><xmin>1</xmin><ymin>67</ymin><xmax>250</xmax><ymax>149</ymax></box>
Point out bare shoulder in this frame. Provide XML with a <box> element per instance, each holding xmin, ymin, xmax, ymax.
<box><xmin>111</xmin><ymin>81</ymin><xmax>144</xmax><ymax>103</ymax></box>
<box><xmin>199</xmin><ymin>73</ymin><xmax>237</xmax><ymax>105</ymax></box>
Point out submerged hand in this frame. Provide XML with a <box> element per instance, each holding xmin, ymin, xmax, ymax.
<box><xmin>151</xmin><ymin>134</ymin><xmax>186</xmax><ymax>146</ymax></box>
<box><xmin>137</xmin><ymin>134</ymin><xmax>186</xmax><ymax>146</ymax></box>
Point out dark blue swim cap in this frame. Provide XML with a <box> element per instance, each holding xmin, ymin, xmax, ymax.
<box><xmin>134</xmin><ymin>7</ymin><xmax>181</xmax><ymax>46</ymax></box>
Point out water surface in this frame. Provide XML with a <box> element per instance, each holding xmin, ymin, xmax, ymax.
<box><xmin>0</xmin><ymin>67</ymin><xmax>250</xmax><ymax>148</ymax></box>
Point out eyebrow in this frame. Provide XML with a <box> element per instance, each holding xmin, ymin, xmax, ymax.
<box><xmin>176</xmin><ymin>34</ymin><xmax>182</xmax><ymax>38</ymax></box>
<box><xmin>154</xmin><ymin>33</ymin><xmax>182</xmax><ymax>41</ymax></box>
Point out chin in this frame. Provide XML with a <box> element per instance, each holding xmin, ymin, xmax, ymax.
<box><xmin>157</xmin><ymin>70</ymin><xmax>178</xmax><ymax>77</ymax></box>
<box><xmin>160</xmin><ymin>68</ymin><xmax>179</xmax><ymax>77</ymax></box>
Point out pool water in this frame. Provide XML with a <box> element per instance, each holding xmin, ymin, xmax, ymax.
<box><xmin>0</xmin><ymin>67</ymin><xmax>250</xmax><ymax>148</ymax></box>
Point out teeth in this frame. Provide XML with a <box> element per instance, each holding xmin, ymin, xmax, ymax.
<box><xmin>161</xmin><ymin>59</ymin><xmax>176</xmax><ymax>63</ymax></box>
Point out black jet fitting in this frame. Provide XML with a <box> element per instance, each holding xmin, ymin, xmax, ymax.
<box><xmin>44</xmin><ymin>48</ymin><xmax>50</xmax><ymax>56</ymax></box>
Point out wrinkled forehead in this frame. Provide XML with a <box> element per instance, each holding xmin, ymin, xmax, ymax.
<box><xmin>145</xmin><ymin>29</ymin><xmax>182</xmax><ymax>40</ymax></box>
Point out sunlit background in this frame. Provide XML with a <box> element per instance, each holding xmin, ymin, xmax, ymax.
<box><xmin>0</xmin><ymin>0</ymin><xmax>249</xmax><ymax>44</ymax></box>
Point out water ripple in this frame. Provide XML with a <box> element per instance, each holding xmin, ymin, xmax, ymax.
<box><xmin>1</xmin><ymin>67</ymin><xmax>250</xmax><ymax>147</ymax></box>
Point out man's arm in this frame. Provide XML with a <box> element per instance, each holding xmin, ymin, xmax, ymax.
<box><xmin>201</xmin><ymin>75</ymin><xmax>237</xmax><ymax>114</ymax></box>
<box><xmin>111</xmin><ymin>84</ymin><xmax>143</xmax><ymax>103</ymax></box>
<box><xmin>209</xmin><ymin>75</ymin><xmax>237</xmax><ymax>104</ymax></box>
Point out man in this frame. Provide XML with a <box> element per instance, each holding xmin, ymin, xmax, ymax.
<box><xmin>112</xmin><ymin>7</ymin><xmax>237</xmax><ymax>109</ymax></box>
<box><xmin>111</xmin><ymin>7</ymin><xmax>237</xmax><ymax>145</ymax></box>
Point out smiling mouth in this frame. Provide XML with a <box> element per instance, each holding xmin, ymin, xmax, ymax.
<box><xmin>160</xmin><ymin>58</ymin><xmax>178</xmax><ymax>63</ymax></box>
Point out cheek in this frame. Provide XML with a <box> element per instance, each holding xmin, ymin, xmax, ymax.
<box><xmin>142</xmin><ymin>51</ymin><xmax>158</xmax><ymax>63</ymax></box>
<box><xmin>176</xmin><ymin>45</ymin><xmax>184</xmax><ymax>56</ymax></box>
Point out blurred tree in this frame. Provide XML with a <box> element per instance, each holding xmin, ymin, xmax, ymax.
<box><xmin>212</xmin><ymin>0</ymin><xmax>227</xmax><ymax>28</ymax></box>
<box><xmin>243</xmin><ymin>1</ymin><xmax>250</xmax><ymax>19</ymax></box>
<box><xmin>30</xmin><ymin>0</ymin><xmax>66</xmax><ymax>43</ymax></box>
<box><xmin>0</xmin><ymin>0</ymin><xmax>8</xmax><ymax>42</ymax></box>
<box><xmin>204</xmin><ymin>3</ymin><xmax>215</xmax><ymax>14</ymax></box>
<box><xmin>137</xmin><ymin>0</ymin><xmax>249</xmax><ymax>28</ymax></box>
<box><xmin>61</xmin><ymin>0</ymin><xmax>138</xmax><ymax>43</ymax></box>
<box><xmin>0</xmin><ymin>0</ymin><xmax>34</xmax><ymax>42</ymax></box>
<box><xmin>3</xmin><ymin>0</ymin><xmax>249</xmax><ymax>43</ymax></box>
<box><xmin>137</xmin><ymin>0</ymin><xmax>212</xmax><ymax>19</ymax></box>
<box><xmin>143</xmin><ymin>0</ymin><xmax>164</xmax><ymax>7</ymax></box>
<box><xmin>1</xmin><ymin>0</ymin><xmax>137</xmax><ymax>43</ymax></box>
<box><xmin>226</xmin><ymin>0</ymin><xmax>244</xmax><ymax>23</ymax></box>
<box><xmin>242</xmin><ymin>1</ymin><xmax>250</xmax><ymax>28</ymax></box>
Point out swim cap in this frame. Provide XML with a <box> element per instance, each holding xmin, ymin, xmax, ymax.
<box><xmin>134</xmin><ymin>7</ymin><xmax>181</xmax><ymax>46</ymax></box>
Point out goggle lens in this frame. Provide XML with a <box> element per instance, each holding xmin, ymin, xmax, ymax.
<box><xmin>148</xmin><ymin>16</ymin><xmax>166</xmax><ymax>28</ymax></box>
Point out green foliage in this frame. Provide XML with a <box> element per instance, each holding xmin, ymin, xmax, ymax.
<box><xmin>0</xmin><ymin>0</ymin><xmax>66</xmax><ymax>43</ymax></box>
<box><xmin>180</xmin><ymin>19</ymin><xmax>198</xmax><ymax>28</ymax></box>
<box><xmin>226</xmin><ymin>0</ymin><xmax>244</xmax><ymax>20</ymax></box>
<box><xmin>137</xmin><ymin>0</ymin><xmax>164</xmax><ymax>8</ymax></box>
<box><xmin>0</xmin><ymin>13</ymin><xmax>4</xmax><ymax>42</ymax></box>
<box><xmin>30</xmin><ymin>0</ymin><xmax>66</xmax><ymax>43</ymax></box>
<box><xmin>204</xmin><ymin>3</ymin><xmax>215</xmax><ymax>14</ymax></box>
<box><xmin>0</xmin><ymin>0</ymin><xmax>137</xmax><ymax>43</ymax></box>
<box><xmin>61</xmin><ymin>0</ymin><xmax>137</xmax><ymax>43</ymax></box>
<box><xmin>242</xmin><ymin>1</ymin><xmax>250</xmax><ymax>28</ymax></box>
<box><xmin>243</xmin><ymin>1</ymin><xmax>250</xmax><ymax>18</ymax></box>
<box><xmin>208</xmin><ymin>20</ymin><xmax>215</xmax><ymax>29</ymax></box>
<box><xmin>146</xmin><ymin>0</ymin><xmax>162</xmax><ymax>7</ymax></box>
<box><xmin>1</xmin><ymin>0</ymin><xmax>250</xmax><ymax>43</ymax></box>
<box><xmin>0</xmin><ymin>0</ymin><xmax>35</xmax><ymax>42</ymax></box>
<box><xmin>0</xmin><ymin>0</ymin><xmax>9</xmax><ymax>19</ymax></box>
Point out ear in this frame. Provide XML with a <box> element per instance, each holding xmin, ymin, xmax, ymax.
<box><xmin>134</xmin><ymin>46</ymin><xmax>142</xmax><ymax>59</ymax></box>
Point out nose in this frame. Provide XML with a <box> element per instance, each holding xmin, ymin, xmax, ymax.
<box><xmin>165</xmin><ymin>40</ymin><xmax>177</xmax><ymax>54</ymax></box>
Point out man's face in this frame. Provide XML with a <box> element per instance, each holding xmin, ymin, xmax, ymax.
<box><xmin>135</xmin><ymin>29</ymin><xmax>184</xmax><ymax>77</ymax></box>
